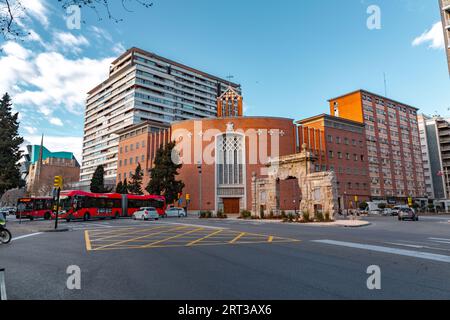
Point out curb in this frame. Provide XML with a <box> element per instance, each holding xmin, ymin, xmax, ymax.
<box><xmin>39</xmin><ymin>228</ymin><xmax>70</xmax><ymax>233</ymax></box>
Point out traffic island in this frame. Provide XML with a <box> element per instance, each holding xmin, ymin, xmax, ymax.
<box><xmin>39</xmin><ymin>227</ymin><xmax>70</xmax><ymax>233</ymax></box>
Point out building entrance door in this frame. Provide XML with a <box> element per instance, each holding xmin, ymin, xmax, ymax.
<box><xmin>223</xmin><ymin>198</ymin><xmax>240</xmax><ymax>214</ymax></box>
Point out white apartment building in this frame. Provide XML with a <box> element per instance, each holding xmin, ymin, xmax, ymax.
<box><xmin>80</xmin><ymin>47</ymin><xmax>241</xmax><ymax>185</ymax></box>
<box><xmin>418</xmin><ymin>114</ymin><xmax>447</xmax><ymax>199</ymax></box>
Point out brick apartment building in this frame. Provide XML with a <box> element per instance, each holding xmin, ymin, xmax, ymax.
<box><xmin>328</xmin><ymin>90</ymin><xmax>426</xmax><ymax>202</ymax></box>
<box><xmin>297</xmin><ymin>114</ymin><xmax>370</xmax><ymax>209</ymax></box>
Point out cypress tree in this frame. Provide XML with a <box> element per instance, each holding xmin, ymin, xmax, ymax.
<box><xmin>146</xmin><ymin>141</ymin><xmax>184</xmax><ymax>204</ymax></box>
<box><xmin>122</xmin><ymin>179</ymin><xmax>129</xmax><ymax>194</ymax></box>
<box><xmin>0</xmin><ymin>93</ymin><xmax>24</xmax><ymax>196</ymax></box>
<box><xmin>90</xmin><ymin>165</ymin><xmax>110</xmax><ymax>193</ymax></box>
<box><xmin>116</xmin><ymin>180</ymin><xmax>124</xmax><ymax>194</ymax></box>
<box><xmin>128</xmin><ymin>163</ymin><xmax>144</xmax><ymax>195</ymax></box>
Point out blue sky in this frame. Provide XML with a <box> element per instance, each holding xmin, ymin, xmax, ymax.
<box><xmin>0</xmin><ymin>0</ymin><xmax>449</xmax><ymax>162</ymax></box>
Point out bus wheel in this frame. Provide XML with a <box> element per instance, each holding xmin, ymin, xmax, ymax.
<box><xmin>83</xmin><ymin>213</ymin><xmax>90</xmax><ymax>221</ymax></box>
<box><xmin>112</xmin><ymin>212</ymin><xmax>119</xmax><ymax>220</ymax></box>
<box><xmin>44</xmin><ymin>212</ymin><xmax>51</xmax><ymax>220</ymax></box>
<box><xmin>29</xmin><ymin>216</ymin><xmax>34</xmax><ymax>221</ymax></box>
<box><xmin>66</xmin><ymin>218</ymin><xmax>71</xmax><ymax>222</ymax></box>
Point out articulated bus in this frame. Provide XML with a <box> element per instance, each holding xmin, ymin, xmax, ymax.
<box><xmin>17</xmin><ymin>197</ymin><xmax>54</xmax><ymax>220</ymax></box>
<box><xmin>54</xmin><ymin>191</ymin><xmax>166</xmax><ymax>222</ymax></box>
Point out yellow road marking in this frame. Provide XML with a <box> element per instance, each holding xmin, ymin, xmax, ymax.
<box><xmin>143</xmin><ymin>227</ymin><xmax>205</xmax><ymax>248</ymax></box>
<box><xmin>92</xmin><ymin>225</ymin><xmax>190</xmax><ymax>250</ymax></box>
<box><xmin>85</xmin><ymin>230</ymin><xmax>92</xmax><ymax>251</ymax></box>
<box><xmin>268</xmin><ymin>236</ymin><xmax>273</xmax><ymax>243</ymax></box>
<box><xmin>229</xmin><ymin>232</ymin><xmax>246</xmax><ymax>244</ymax></box>
<box><xmin>186</xmin><ymin>229</ymin><xmax>224</xmax><ymax>246</ymax></box>
<box><xmin>89</xmin><ymin>225</ymin><xmax>169</xmax><ymax>242</ymax></box>
<box><xmin>92</xmin><ymin>239</ymin><xmax>301</xmax><ymax>251</ymax></box>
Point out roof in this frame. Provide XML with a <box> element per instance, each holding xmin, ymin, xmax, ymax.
<box><xmin>113</xmin><ymin>47</ymin><xmax>240</xmax><ymax>87</ymax></box>
<box><xmin>115</xmin><ymin>120</ymin><xmax>170</xmax><ymax>136</ymax></box>
<box><xmin>29</xmin><ymin>145</ymin><xmax>76</xmax><ymax>164</ymax></box>
<box><xmin>327</xmin><ymin>89</ymin><xmax>419</xmax><ymax>110</ymax></box>
<box><xmin>296</xmin><ymin>113</ymin><xmax>365</xmax><ymax>127</ymax></box>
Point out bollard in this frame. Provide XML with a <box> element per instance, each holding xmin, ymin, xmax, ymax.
<box><xmin>0</xmin><ymin>268</ymin><xmax>7</xmax><ymax>300</ymax></box>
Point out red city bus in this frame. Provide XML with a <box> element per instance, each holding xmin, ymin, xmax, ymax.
<box><xmin>53</xmin><ymin>190</ymin><xmax>166</xmax><ymax>222</ymax></box>
<box><xmin>17</xmin><ymin>197</ymin><xmax>54</xmax><ymax>220</ymax></box>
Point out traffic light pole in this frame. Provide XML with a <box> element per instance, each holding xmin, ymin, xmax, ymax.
<box><xmin>54</xmin><ymin>187</ymin><xmax>60</xmax><ymax>230</ymax></box>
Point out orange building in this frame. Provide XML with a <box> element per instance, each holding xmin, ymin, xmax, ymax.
<box><xmin>297</xmin><ymin>114</ymin><xmax>370</xmax><ymax>209</ymax></box>
<box><xmin>329</xmin><ymin>90</ymin><xmax>426</xmax><ymax>201</ymax></box>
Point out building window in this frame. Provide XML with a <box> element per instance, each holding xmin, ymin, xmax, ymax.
<box><xmin>336</xmin><ymin>137</ymin><xmax>341</xmax><ymax>144</ymax></box>
<box><xmin>142</xmin><ymin>141</ymin><xmax>145</xmax><ymax>148</ymax></box>
<box><xmin>329</xmin><ymin>151</ymin><xmax>334</xmax><ymax>158</ymax></box>
<box><xmin>141</xmin><ymin>155</ymin><xmax>145</xmax><ymax>162</ymax></box>
<box><xmin>327</xmin><ymin>135</ymin><xmax>333</xmax><ymax>143</ymax></box>
<box><xmin>130</xmin><ymin>144</ymin><xmax>134</xmax><ymax>151</ymax></box>
<box><xmin>130</xmin><ymin>157</ymin><xmax>133</xmax><ymax>165</ymax></box>
<box><xmin>136</xmin><ymin>143</ymin><xmax>139</xmax><ymax>150</ymax></box>
<box><xmin>346</xmin><ymin>153</ymin><xmax>350</xmax><ymax>160</ymax></box>
<box><xmin>125</xmin><ymin>146</ymin><xmax>128</xmax><ymax>153</ymax></box>
<box><xmin>119</xmin><ymin>160</ymin><xmax>122</xmax><ymax>167</ymax></box>
<box><xmin>361</xmin><ymin>155</ymin><xmax>365</xmax><ymax>162</ymax></box>
<box><xmin>338</xmin><ymin>152</ymin><xmax>342</xmax><ymax>159</ymax></box>
<box><xmin>124</xmin><ymin>159</ymin><xmax>127</xmax><ymax>166</ymax></box>
<box><xmin>136</xmin><ymin>156</ymin><xmax>139</xmax><ymax>164</ymax></box>
<box><xmin>217</xmin><ymin>133</ymin><xmax>244</xmax><ymax>185</ymax></box>
<box><xmin>118</xmin><ymin>173</ymin><xmax>121</xmax><ymax>181</ymax></box>
<box><xmin>354</xmin><ymin>154</ymin><xmax>358</xmax><ymax>161</ymax></box>
<box><xmin>344</xmin><ymin>138</ymin><xmax>349</xmax><ymax>145</ymax></box>
<box><xmin>120</xmin><ymin>147</ymin><xmax>123</xmax><ymax>154</ymax></box>
<box><xmin>124</xmin><ymin>173</ymin><xmax>127</xmax><ymax>179</ymax></box>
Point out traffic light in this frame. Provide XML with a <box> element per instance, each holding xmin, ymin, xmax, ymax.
<box><xmin>186</xmin><ymin>194</ymin><xmax>190</xmax><ymax>201</ymax></box>
<box><xmin>54</xmin><ymin>176</ymin><xmax>63</xmax><ymax>189</ymax></box>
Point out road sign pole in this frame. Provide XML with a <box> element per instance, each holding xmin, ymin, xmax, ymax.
<box><xmin>54</xmin><ymin>187</ymin><xmax>60</xmax><ymax>230</ymax></box>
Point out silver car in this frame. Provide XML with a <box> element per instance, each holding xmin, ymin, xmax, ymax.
<box><xmin>398</xmin><ymin>208</ymin><xmax>418</xmax><ymax>221</ymax></box>
<box><xmin>165</xmin><ymin>207</ymin><xmax>187</xmax><ymax>218</ymax></box>
<box><xmin>132</xmin><ymin>207</ymin><xmax>159</xmax><ymax>221</ymax></box>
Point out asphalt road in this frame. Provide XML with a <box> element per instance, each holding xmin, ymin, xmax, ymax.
<box><xmin>1</xmin><ymin>214</ymin><xmax>450</xmax><ymax>299</ymax></box>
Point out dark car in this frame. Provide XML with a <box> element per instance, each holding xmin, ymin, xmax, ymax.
<box><xmin>398</xmin><ymin>207</ymin><xmax>418</xmax><ymax>221</ymax></box>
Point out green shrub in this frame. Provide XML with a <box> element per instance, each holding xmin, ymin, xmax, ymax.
<box><xmin>199</xmin><ymin>210</ymin><xmax>212</xmax><ymax>218</ymax></box>
<box><xmin>280</xmin><ymin>211</ymin><xmax>287</xmax><ymax>219</ymax></box>
<box><xmin>216</xmin><ymin>210</ymin><xmax>227</xmax><ymax>219</ymax></box>
<box><xmin>359</xmin><ymin>201</ymin><xmax>368</xmax><ymax>210</ymax></box>
<box><xmin>315</xmin><ymin>211</ymin><xmax>325</xmax><ymax>222</ymax></box>
<box><xmin>240</xmin><ymin>210</ymin><xmax>252</xmax><ymax>219</ymax></box>
<box><xmin>268</xmin><ymin>211</ymin><xmax>274</xmax><ymax>219</ymax></box>
<box><xmin>302</xmin><ymin>211</ymin><xmax>310</xmax><ymax>222</ymax></box>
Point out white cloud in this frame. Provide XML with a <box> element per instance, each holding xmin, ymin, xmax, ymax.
<box><xmin>50</xmin><ymin>31</ymin><xmax>90</xmax><ymax>54</ymax></box>
<box><xmin>23</xmin><ymin>126</ymin><xmax>37</xmax><ymax>135</ymax></box>
<box><xmin>412</xmin><ymin>21</ymin><xmax>445</xmax><ymax>50</ymax></box>
<box><xmin>22</xmin><ymin>135</ymin><xmax>83</xmax><ymax>163</ymax></box>
<box><xmin>112</xmin><ymin>42</ymin><xmax>126</xmax><ymax>55</ymax></box>
<box><xmin>49</xmin><ymin>117</ymin><xmax>63</xmax><ymax>126</ymax></box>
<box><xmin>21</xmin><ymin>0</ymin><xmax>49</xmax><ymax>28</ymax></box>
<box><xmin>0</xmin><ymin>41</ymin><xmax>115</xmax><ymax>115</ymax></box>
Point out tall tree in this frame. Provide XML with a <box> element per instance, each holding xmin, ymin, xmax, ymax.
<box><xmin>146</xmin><ymin>141</ymin><xmax>184</xmax><ymax>204</ymax></box>
<box><xmin>0</xmin><ymin>93</ymin><xmax>24</xmax><ymax>196</ymax></box>
<box><xmin>128</xmin><ymin>163</ymin><xmax>144</xmax><ymax>195</ymax></box>
<box><xmin>122</xmin><ymin>179</ymin><xmax>129</xmax><ymax>195</ymax></box>
<box><xmin>116</xmin><ymin>180</ymin><xmax>124</xmax><ymax>194</ymax></box>
<box><xmin>90</xmin><ymin>165</ymin><xmax>111</xmax><ymax>193</ymax></box>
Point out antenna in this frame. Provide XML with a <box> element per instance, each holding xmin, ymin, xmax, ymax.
<box><xmin>226</xmin><ymin>75</ymin><xmax>234</xmax><ymax>87</ymax></box>
<box><xmin>383</xmin><ymin>72</ymin><xmax>387</xmax><ymax>97</ymax></box>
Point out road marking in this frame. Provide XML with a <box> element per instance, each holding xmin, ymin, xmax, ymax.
<box><xmin>229</xmin><ymin>232</ymin><xmax>246</xmax><ymax>244</ymax></box>
<box><xmin>12</xmin><ymin>232</ymin><xmax>42</xmax><ymax>241</ymax></box>
<box><xmin>429</xmin><ymin>237</ymin><xmax>450</xmax><ymax>243</ymax></box>
<box><xmin>92</xmin><ymin>225</ymin><xmax>190</xmax><ymax>250</ymax></box>
<box><xmin>143</xmin><ymin>227</ymin><xmax>205</xmax><ymax>248</ymax></box>
<box><xmin>159</xmin><ymin>222</ymin><xmax>227</xmax><ymax>230</ymax></box>
<box><xmin>84</xmin><ymin>230</ymin><xmax>92</xmax><ymax>251</ymax></box>
<box><xmin>313</xmin><ymin>240</ymin><xmax>450</xmax><ymax>263</ymax></box>
<box><xmin>186</xmin><ymin>229</ymin><xmax>223</xmax><ymax>246</ymax></box>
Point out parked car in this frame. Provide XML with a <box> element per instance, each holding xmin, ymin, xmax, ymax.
<box><xmin>165</xmin><ymin>207</ymin><xmax>187</xmax><ymax>218</ymax></box>
<box><xmin>398</xmin><ymin>207</ymin><xmax>419</xmax><ymax>221</ymax></box>
<box><xmin>0</xmin><ymin>207</ymin><xmax>15</xmax><ymax>216</ymax></box>
<box><xmin>132</xmin><ymin>207</ymin><xmax>159</xmax><ymax>221</ymax></box>
<box><xmin>391</xmin><ymin>205</ymin><xmax>410</xmax><ymax>216</ymax></box>
<box><xmin>382</xmin><ymin>208</ymin><xmax>393</xmax><ymax>216</ymax></box>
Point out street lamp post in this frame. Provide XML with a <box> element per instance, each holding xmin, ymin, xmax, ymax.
<box><xmin>252</xmin><ymin>172</ymin><xmax>257</xmax><ymax>217</ymax></box>
<box><xmin>197</xmin><ymin>162</ymin><xmax>202</xmax><ymax>215</ymax></box>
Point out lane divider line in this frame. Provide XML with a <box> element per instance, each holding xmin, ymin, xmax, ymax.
<box><xmin>12</xmin><ymin>232</ymin><xmax>43</xmax><ymax>241</ymax></box>
<box><xmin>313</xmin><ymin>239</ymin><xmax>450</xmax><ymax>263</ymax></box>
<box><xmin>143</xmin><ymin>227</ymin><xmax>205</xmax><ymax>248</ymax></box>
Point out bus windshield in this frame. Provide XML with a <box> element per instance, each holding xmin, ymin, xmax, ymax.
<box><xmin>60</xmin><ymin>196</ymin><xmax>72</xmax><ymax>210</ymax></box>
<box><xmin>18</xmin><ymin>199</ymin><xmax>34</xmax><ymax>211</ymax></box>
